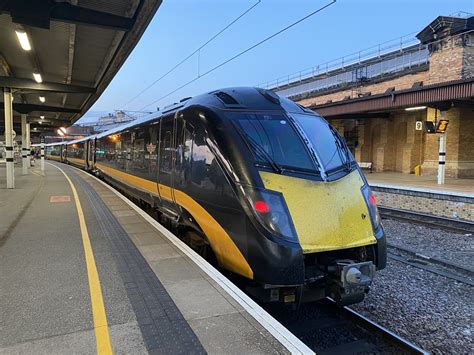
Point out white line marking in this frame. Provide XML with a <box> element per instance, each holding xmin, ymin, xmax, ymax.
<box><xmin>73</xmin><ymin>166</ymin><xmax>314</xmax><ymax>354</ymax></box>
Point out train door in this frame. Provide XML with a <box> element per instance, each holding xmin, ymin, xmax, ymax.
<box><xmin>174</xmin><ymin>115</ymin><xmax>193</xmax><ymax>191</ymax></box>
<box><xmin>157</xmin><ymin>115</ymin><xmax>180</xmax><ymax>217</ymax></box>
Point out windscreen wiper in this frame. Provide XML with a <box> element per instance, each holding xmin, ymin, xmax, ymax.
<box><xmin>329</xmin><ymin>125</ymin><xmax>353</xmax><ymax>172</ymax></box>
<box><xmin>232</xmin><ymin>122</ymin><xmax>284</xmax><ymax>174</ymax></box>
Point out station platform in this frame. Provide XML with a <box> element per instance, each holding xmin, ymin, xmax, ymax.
<box><xmin>0</xmin><ymin>163</ymin><xmax>310</xmax><ymax>354</ymax></box>
<box><xmin>366</xmin><ymin>172</ymin><xmax>473</xmax><ymax>221</ymax></box>
<box><xmin>366</xmin><ymin>172</ymin><xmax>474</xmax><ymax>198</ymax></box>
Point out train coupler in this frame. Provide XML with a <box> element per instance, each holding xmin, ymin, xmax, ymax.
<box><xmin>329</xmin><ymin>260</ymin><xmax>376</xmax><ymax>306</ymax></box>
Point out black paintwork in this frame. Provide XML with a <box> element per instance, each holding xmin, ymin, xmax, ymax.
<box><xmin>48</xmin><ymin>87</ymin><xmax>386</xmax><ymax>289</ymax></box>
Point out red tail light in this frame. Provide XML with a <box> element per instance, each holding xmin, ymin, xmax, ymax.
<box><xmin>254</xmin><ymin>200</ymin><xmax>270</xmax><ymax>213</ymax></box>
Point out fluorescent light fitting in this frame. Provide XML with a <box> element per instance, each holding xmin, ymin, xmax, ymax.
<box><xmin>39</xmin><ymin>96</ymin><xmax>45</xmax><ymax>103</ymax></box>
<box><xmin>405</xmin><ymin>106</ymin><xmax>427</xmax><ymax>111</ymax></box>
<box><xmin>33</xmin><ymin>73</ymin><xmax>42</xmax><ymax>83</ymax></box>
<box><xmin>15</xmin><ymin>30</ymin><xmax>31</xmax><ymax>51</ymax></box>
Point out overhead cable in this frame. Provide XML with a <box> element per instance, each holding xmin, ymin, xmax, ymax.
<box><xmin>139</xmin><ymin>0</ymin><xmax>337</xmax><ymax>110</ymax></box>
<box><xmin>122</xmin><ymin>0</ymin><xmax>262</xmax><ymax>109</ymax></box>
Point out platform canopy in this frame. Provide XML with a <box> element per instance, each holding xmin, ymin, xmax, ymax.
<box><xmin>0</xmin><ymin>0</ymin><xmax>162</xmax><ymax>135</ymax></box>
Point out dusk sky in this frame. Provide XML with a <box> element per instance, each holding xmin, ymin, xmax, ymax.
<box><xmin>79</xmin><ymin>0</ymin><xmax>473</xmax><ymax>123</ymax></box>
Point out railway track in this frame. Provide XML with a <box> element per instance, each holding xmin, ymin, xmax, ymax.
<box><xmin>379</xmin><ymin>206</ymin><xmax>474</xmax><ymax>234</ymax></box>
<box><xmin>379</xmin><ymin>206</ymin><xmax>474</xmax><ymax>285</ymax></box>
<box><xmin>265</xmin><ymin>298</ymin><xmax>427</xmax><ymax>354</ymax></box>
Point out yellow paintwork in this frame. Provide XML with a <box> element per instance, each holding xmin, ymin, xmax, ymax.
<box><xmin>95</xmin><ymin>163</ymin><xmax>253</xmax><ymax>279</ymax></box>
<box><xmin>259</xmin><ymin>170</ymin><xmax>377</xmax><ymax>253</ymax></box>
<box><xmin>67</xmin><ymin>157</ymin><xmax>85</xmax><ymax>166</ymax></box>
<box><xmin>55</xmin><ymin>165</ymin><xmax>113</xmax><ymax>355</ymax></box>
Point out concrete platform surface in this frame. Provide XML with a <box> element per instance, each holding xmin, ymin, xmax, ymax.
<box><xmin>0</xmin><ymin>163</ymin><xmax>310</xmax><ymax>354</ymax></box>
<box><xmin>367</xmin><ymin>172</ymin><xmax>474</xmax><ymax>197</ymax></box>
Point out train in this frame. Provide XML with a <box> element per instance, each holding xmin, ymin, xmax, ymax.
<box><xmin>45</xmin><ymin>87</ymin><xmax>387</xmax><ymax>306</ymax></box>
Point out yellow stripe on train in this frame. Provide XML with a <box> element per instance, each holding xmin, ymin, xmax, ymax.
<box><xmin>95</xmin><ymin>163</ymin><xmax>253</xmax><ymax>279</ymax></box>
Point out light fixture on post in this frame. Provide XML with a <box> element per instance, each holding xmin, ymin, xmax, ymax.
<box><xmin>39</xmin><ymin>96</ymin><xmax>45</xmax><ymax>103</ymax></box>
<box><xmin>33</xmin><ymin>73</ymin><xmax>43</xmax><ymax>83</ymax></box>
<box><xmin>15</xmin><ymin>30</ymin><xmax>31</xmax><ymax>51</ymax></box>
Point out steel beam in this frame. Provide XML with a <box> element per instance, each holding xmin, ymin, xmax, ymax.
<box><xmin>0</xmin><ymin>103</ymin><xmax>81</xmax><ymax>114</ymax></box>
<box><xmin>0</xmin><ymin>76</ymin><xmax>95</xmax><ymax>93</ymax></box>
<box><xmin>1</xmin><ymin>0</ymin><xmax>135</xmax><ymax>31</ymax></box>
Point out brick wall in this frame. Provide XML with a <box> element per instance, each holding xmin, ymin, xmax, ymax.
<box><xmin>427</xmin><ymin>37</ymin><xmax>464</xmax><ymax>83</ymax></box>
<box><xmin>330</xmin><ymin>110</ymin><xmax>425</xmax><ymax>173</ymax></box>
<box><xmin>461</xmin><ymin>33</ymin><xmax>474</xmax><ymax>79</ymax></box>
<box><xmin>421</xmin><ymin>107</ymin><xmax>474</xmax><ymax>178</ymax></box>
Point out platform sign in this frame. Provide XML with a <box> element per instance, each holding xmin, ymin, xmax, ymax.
<box><xmin>436</xmin><ymin>119</ymin><xmax>449</xmax><ymax>133</ymax></box>
<box><xmin>415</xmin><ymin>121</ymin><xmax>423</xmax><ymax>131</ymax></box>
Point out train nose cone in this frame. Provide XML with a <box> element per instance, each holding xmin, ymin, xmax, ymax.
<box><xmin>346</xmin><ymin>267</ymin><xmax>362</xmax><ymax>285</ymax></box>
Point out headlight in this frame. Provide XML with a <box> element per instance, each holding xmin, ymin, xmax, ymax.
<box><xmin>361</xmin><ymin>184</ymin><xmax>381</xmax><ymax>232</ymax></box>
<box><xmin>243</xmin><ymin>187</ymin><xmax>298</xmax><ymax>243</ymax></box>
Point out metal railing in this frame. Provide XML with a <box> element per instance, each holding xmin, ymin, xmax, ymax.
<box><xmin>264</xmin><ymin>27</ymin><xmax>474</xmax><ymax>98</ymax></box>
<box><xmin>276</xmin><ymin>45</ymin><xmax>429</xmax><ymax>98</ymax></box>
<box><xmin>260</xmin><ymin>33</ymin><xmax>420</xmax><ymax>88</ymax></box>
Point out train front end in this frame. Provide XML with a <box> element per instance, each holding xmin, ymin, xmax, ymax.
<box><xmin>223</xmin><ymin>89</ymin><xmax>387</xmax><ymax>306</ymax></box>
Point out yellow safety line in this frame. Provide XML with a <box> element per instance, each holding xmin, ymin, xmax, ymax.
<box><xmin>51</xmin><ymin>163</ymin><xmax>113</xmax><ymax>355</ymax></box>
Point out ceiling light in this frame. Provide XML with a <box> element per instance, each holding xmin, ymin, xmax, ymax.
<box><xmin>57</xmin><ymin>129</ymin><xmax>65</xmax><ymax>136</ymax></box>
<box><xmin>15</xmin><ymin>30</ymin><xmax>31</xmax><ymax>51</ymax></box>
<box><xmin>39</xmin><ymin>96</ymin><xmax>45</xmax><ymax>103</ymax></box>
<box><xmin>405</xmin><ymin>106</ymin><xmax>427</xmax><ymax>111</ymax></box>
<box><xmin>59</xmin><ymin>127</ymin><xmax>67</xmax><ymax>134</ymax></box>
<box><xmin>40</xmin><ymin>115</ymin><xmax>44</xmax><ymax>119</ymax></box>
<box><xmin>33</xmin><ymin>73</ymin><xmax>42</xmax><ymax>83</ymax></box>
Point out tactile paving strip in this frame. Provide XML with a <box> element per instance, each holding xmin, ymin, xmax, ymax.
<box><xmin>67</xmin><ymin>167</ymin><xmax>206</xmax><ymax>354</ymax></box>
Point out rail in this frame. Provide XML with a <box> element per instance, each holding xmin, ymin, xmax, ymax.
<box><xmin>336</xmin><ymin>301</ymin><xmax>429</xmax><ymax>355</ymax></box>
<box><xmin>379</xmin><ymin>206</ymin><xmax>474</xmax><ymax>234</ymax></box>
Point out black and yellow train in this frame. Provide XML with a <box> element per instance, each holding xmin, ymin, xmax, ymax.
<box><xmin>45</xmin><ymin>87</ymin><xmax>386</xmax><ymax>306</ymax></box>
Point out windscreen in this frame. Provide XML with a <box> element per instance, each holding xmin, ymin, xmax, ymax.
<box><xmin>293</xmin><ymin>113</ymin><xmax>352</xmax><ymax>173</ymax></box>
<box><xmin>230</xmin><ymin>112</ymin><xmax>315</xmax><ymax>172</ymax></box>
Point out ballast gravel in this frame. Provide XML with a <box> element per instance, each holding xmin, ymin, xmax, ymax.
<box><xmin>352</xmin><ymin>220</ymin><xmax>474</xmax><ymax>354</ymax></box>
<box><xmin>382</xmin><ymin>219</ymin><xmax>473</xmax><ymax>269</ymax></box>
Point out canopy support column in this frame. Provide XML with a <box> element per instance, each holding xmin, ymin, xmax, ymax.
<box><xmin>3</xmin><ymin>88</ymin><xmax>14</xmax><ymax>188</ymax></box>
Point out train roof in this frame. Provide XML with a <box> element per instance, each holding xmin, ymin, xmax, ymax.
<box><xmin>45</xmin><ymin>87</ymin><xmax>314</xmax><ymax>145</ymax></box>
<box><xmin>94</xmin><ymin>87</ymin><xmax>312</xmax><ymax>139</ymax></box>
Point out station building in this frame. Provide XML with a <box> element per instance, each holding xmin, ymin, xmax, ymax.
<box><xmin>271</xmin><ymin>15</ymin><xmax>474</xmax><ymax>178</ymax></box>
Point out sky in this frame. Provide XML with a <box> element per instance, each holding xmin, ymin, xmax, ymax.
<box><xmin>78</xmin><ymin>0</ymin><xmax>474</xmax><ymax>123</ymax></box>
